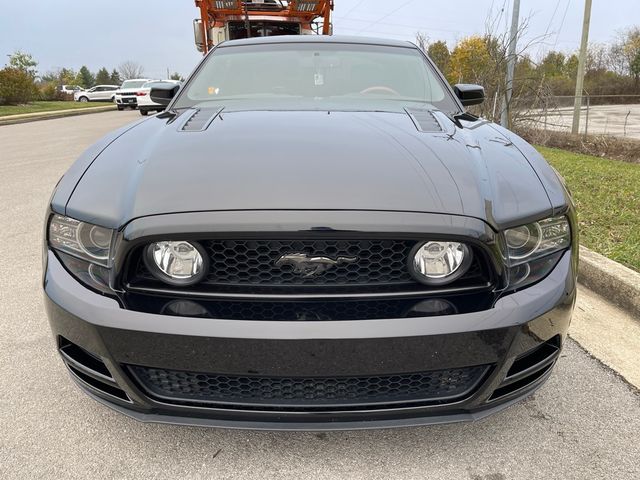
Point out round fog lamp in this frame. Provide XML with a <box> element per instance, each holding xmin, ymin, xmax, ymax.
<box><xmin>144</xmin><ymin>241</ymin><xmax>207</xmax><ymax>286</ymax></box>
<box><xmin>410</xmin><ymin>241</ymin><xmax>472</xmax><ymax>286</ymax></box>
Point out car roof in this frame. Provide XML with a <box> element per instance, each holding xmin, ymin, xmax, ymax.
<box><xmin>220</xmin><ymin>35</ymin><xmax>416</xmax><ymax>49</ymax></box>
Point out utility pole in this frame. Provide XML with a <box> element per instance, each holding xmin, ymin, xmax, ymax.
<box><xmin>572</xmin><ymin>0</ymin><xmax>593</xmax><ymax>134</ymax></box>
<box><xmin>501</xmin><ymin>0</ymin><xmax>520</xmax><ymax>128</ymax></box>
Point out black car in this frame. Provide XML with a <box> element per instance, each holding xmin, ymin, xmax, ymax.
<box><xmin>43</xmin><ymin>36</ymin><xmax>577</xmax><ymax>430</ymax></box>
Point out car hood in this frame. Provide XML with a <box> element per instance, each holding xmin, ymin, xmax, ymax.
<box><xmin>64</xmin><ymin>108</ymin><xmax>560</xmax><ymax>230</ymax></box>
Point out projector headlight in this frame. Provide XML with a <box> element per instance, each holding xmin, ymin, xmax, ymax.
<box><xmin>49</xmin><ymin>215</ymin><xmax>113</xmax><ymax>266</ymax></box>
<box><xmin>504</xmin><ymin>215</ymin><xmax>571</xmax><ymax>289</ymax></box>
<box><xmin>144</xmin><ymin>241</ymin><xmax>208</xmax><ymax>286</ymax></box>
<box><xmin>48</xmin><ymin>214</ymin><xmax>114</xmax><ymax>294</ymax></box>
<box><xmin>410</xmin><ymin>241</ymin><xmax>473</xmax><ymax>286</ymax></box>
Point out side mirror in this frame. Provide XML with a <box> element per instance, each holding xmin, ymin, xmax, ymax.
<box><xmin>454</xmin><ymin>84</ymin><xmax>485</xmax><ymax>106</ymax></box>
<box><xmin>150</xmin><ymin>83</ymin><xmax>181</xmax><ymax>106</ymax></box>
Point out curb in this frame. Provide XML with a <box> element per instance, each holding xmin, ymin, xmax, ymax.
<box><xmin>0</xmin><ymin>105</ymin><xmax>116</xmax><ymax>126</ymax></box>
<box><xmin>578</xmin><ymin>246</ymin><xmax>640</xmax><ymax>319</ymax></box>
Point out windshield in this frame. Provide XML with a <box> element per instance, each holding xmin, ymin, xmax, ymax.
<box><xmin>174</xmin><ymin>43</ymin><xmax>459</xmax><ymax>112</ymax></box>
<box><xmin>121</xmin><ymin>80</ymin><xmax>147</xmax><ymax>89</ymax></box>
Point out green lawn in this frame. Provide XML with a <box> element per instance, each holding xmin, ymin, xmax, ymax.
<box><xmin>0</xmin><ymin>101</ymin><xmax>114</xmax><ymax>117</ymax></box>
<box><xmin>537</xmin><ymin>146</ymin><xmax>640</xmax><ymax>272</ymax></box>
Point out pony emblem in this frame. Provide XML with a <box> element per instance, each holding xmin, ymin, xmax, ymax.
<box><xmin>275</xmin><ymin>253</ymin><xmax>358</xmax><ymax>278</ymax></box>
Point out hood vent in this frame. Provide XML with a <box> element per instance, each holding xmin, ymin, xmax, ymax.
<box><xmin>405</xmin><ymin>108</ymin><xmax>443</xmax><ymax>133</ymax></box>
<box><xmin>181</xmin><ymin>107</ymin><xmax>223</xmax><ymax>132</ymax></box>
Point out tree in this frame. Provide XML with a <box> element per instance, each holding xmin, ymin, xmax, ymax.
<box><xmin>539</xmin><ymin>51</ymin><xmax>566</xmax><ymax>78</ymax></box>
<box><xmin>76</xmin><ymin>66</ymin><xmax>95</xmax><ymax>88</ymax></box>
<box><xmin>448</xmin><ymin>36</ymin><xmax>493</xmax><ymax>85</ymax></box>
<box><xmin>95</xmin><ymin>67</ymin><xmax>111</xmax><ymax>85</ymax></box>
<box><xmin>59</xmin><ymin>68</ymin><xmax>77</xmax><ymax>85</ymax></box>
<box><xmin>427</xmin><ymin>41</ymin><xmax>450</xmax><ymax>75</ymax></box>
<box><xmin>415</xmin><ymin>32</ymin><xmax>428</xmax><ymax>52</ymax></box>
<box><xmin>169</xmin><ymin>72</ymin><xmax>184</xmax><ymax>81</ymax></box>
<box><xmin>109</xmin><ymin>69</ymin><xmax>122</xmax><ymax>85</ymax></box>
<box><xmin>611</xmin><ymin>27</ymin><xmax>640</xmax><ymax>90</ymax></box>
<box><xmin>118</xmin><ymin>61</ymin><xmax>145</xmax><ymax>80</ymax></box>
<box><xmin>0</xmin><ymin>67</ymin><xmax>39</xmax><ymax>105</ymax></box>
<box><xmin>7</xmin><ymin>51</ymin><xmax>38</xmax><ymax>78</ymax></box>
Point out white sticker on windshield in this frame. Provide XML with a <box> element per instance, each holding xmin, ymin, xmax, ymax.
<box><xmin>314</xmin><ymin>74</ymin><xmax>324</xmax><ymax>86</ymax></box>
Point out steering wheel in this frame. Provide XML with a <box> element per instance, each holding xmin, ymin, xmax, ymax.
<box><xmin>360</xmin><ymin>86</ymin><xmax>401</xmax><ymax>96</ymax></box>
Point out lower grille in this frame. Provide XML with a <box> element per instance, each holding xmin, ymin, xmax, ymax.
<box><xmin>129</xmin><ymin>365</ymin><xmax>490</xmax><ymax>409</ymax></box>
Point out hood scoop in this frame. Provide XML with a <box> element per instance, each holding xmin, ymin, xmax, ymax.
<box><xmin>405</xmin><ymin>108</ymin><xmax>443</xmax><ymax>133</ymax></box>
<box><xmin>180</xmin><ymin>107</ymin><xmax>224</xmax><ymax>132</ymax></box>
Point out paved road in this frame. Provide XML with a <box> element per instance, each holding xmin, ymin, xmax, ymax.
<box><xmin>1</xmin><ymin>111</ymin><xmax>639</xmax><ymax>480</ymax></box>
<box><xmin>525</xmin><ymin>104</ymin><xmax>640</xmax><ymax>139</ymax></box>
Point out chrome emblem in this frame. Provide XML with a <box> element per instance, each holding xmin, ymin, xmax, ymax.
<box><xmin>275</xmin><ymin>253</ymin><xmax>358</xmax><ymax>278</ymax></box>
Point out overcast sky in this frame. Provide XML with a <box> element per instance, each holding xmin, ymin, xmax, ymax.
<box><xmin>1</xmin><ymin>0</ymin><xmax>638</xmax><ymax>80</ymax></box>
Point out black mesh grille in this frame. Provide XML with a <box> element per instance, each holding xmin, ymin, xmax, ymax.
<box><xmin>204</xmin><ymin>239</ymin><xmax>414</xmax><ymax>286</ymax></box>
<box><xmin>129</xmin><ymin>365</ymin><xmax>489</xmax><ymax>408</ymax></box>
<box><xmin>128</xmin><ymin>238</ymin><xmax>491</xmax><ymax>296</ymax></box>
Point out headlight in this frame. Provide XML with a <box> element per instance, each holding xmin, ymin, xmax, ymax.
<box><xmin>47</xmin><ymin>214</ymin><xmax>115</xmax><ymax>294</ymax></box>
<box><xmin>49</xmin><ymin>215</ymin><xmax>113</xmax><ymax>266</ymax></box>
<box><xmin>144</xmin><ymin>241</ymin><xmax>208</xmax><ymax>286</ymax></box>
<box><xmin>504</xmin><ymin>215</ymin><xmax>571</xmax><ymax>289</ymax></box>
<box><xmin>410</xmin><ymin>241</ymin><xmax>472</xmax><ymax>286</ymax></box>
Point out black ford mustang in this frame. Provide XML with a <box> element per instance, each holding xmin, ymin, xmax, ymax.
<box><xmin>43</xmin><ymin>36</ymin><xmax>577</xmax><ymax>430</ymax></box>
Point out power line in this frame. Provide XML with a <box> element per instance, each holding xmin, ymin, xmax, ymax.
<box><xmin>544</xmin><ymin>0</ymin><xmax>563</xmax><ymax>37</ymax></box>
<box><xmin>334</xmin><ymin>17</ymin><xmax>467</xmax><ymax>35</ymax></box>
<box><xmin>354</xmin><ymin>0</ymin><xmax>416</xmax><ymax>34</ymax></box>
<box><xmin>341</xmin><ymin>0</ymin><xmax>367</xmax><ymax>18</ymax></box>
<box><xmin>553</xmin><ymin>0</ymin><xmax>572</xmax><ymax>49</ymax></box>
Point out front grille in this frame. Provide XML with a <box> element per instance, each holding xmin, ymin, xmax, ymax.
<box><xmin>129</xmin><ymin>364</ymin><xmax>490</xmax><ymax>409</ymax></box>
<box><xmin>119</xmin><ymin>92</ymin><xmax>136</xmax><ymax>96</ymax></box>
<box><xmin>128</xmin><ymin>238</ymin><xmax>491</xmax><ymax>296</ymax></box>
<box><xmin>202</xmin><ymin>239</ymin><xmax>414</xmax><ymax>286</ymax></box>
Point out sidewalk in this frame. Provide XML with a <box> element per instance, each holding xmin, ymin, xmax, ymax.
<box><xmin>0</xmin><ymin>105</ymin><xmax>116</xmax><ymax>125</ymax></box>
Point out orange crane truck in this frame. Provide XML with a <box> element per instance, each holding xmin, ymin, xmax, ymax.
<box><xmin>193</xmin><ymin>0</ymin><xmax>334</xmax><ymax>54</ymax></box>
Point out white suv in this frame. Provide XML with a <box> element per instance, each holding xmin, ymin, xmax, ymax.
<box><xmin>74</xmin><ymin>85</ymin><xmax>119</xmax><ymax>102</ymax></box>
<box><xmin>137</xmin><ymin>80</ymin><xmax>181</xmax><ymax>115</ymax></box>
<box><xmin>115</xmin><ymin>79</ymin><xmax>154</xmax><ymax>110</ymax></box>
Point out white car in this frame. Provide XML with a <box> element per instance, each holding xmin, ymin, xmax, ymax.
<box><xmin>74</xmin><ymin>85</ymin><xmax>119</xmax><ymax>102</ymax></box>
<box><xmin>137</xmin><ymin>80</ymin><xmax>181</xmax><ymax>115</ymax></box>
<box><xmin>114</xmin><ymin>79</ymin><xmax>154</xmax><ymax>110</ymax></box>
<box><xmin>59</xmin><ymin>85</ymin><xmax>83</xmax><ymax>95</ymax></box>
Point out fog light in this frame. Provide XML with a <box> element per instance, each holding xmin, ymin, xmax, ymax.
<box><xmin>144</xmin><ymin>241</ymin><xmax>207</xmax><ymax>286</ymax></box>
<box><xmin>407</xmin><ymin>299</ymin><xmax>458</xmax><ymax>317</ymax></box>
<box><xmin>410</xmin><ymin>241</ymin><xmax>472</xmax><ymax>286</ymax></box>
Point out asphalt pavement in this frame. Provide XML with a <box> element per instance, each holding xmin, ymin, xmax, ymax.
<box><xmin>1</xmin><ymin>111</ymin><xmax>639</xmax><ymax>480</ymax></box>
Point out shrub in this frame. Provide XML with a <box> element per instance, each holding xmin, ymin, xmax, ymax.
<box><xmin>0</xmin><ymin>67</ymin><xmax>39</xmax><ymax>105</ymax></box>
<box><xmin>39</xmin><ymin>81</ymin><xmax>67</xmax><ymax>101</ymax></box>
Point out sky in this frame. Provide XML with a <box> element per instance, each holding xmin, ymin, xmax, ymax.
<box><xmin>1</xmin><ymin>0</ymin><xmax>639</xmax><ymax>80</ymax></box>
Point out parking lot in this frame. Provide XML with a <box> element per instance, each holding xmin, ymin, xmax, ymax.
<box><xmin>1</xmin><ymin>111</ymin><xmax>639</xmax><ymax>480</ymax></box>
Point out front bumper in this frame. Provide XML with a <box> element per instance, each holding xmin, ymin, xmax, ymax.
<box><xmin>115</xmin><ymin>96</ymin><xmax>137</xmax><ymax>106</ymax></box>
<box><xmin>44</xmin><ymin>249</ymin><xmax>576</xmax><ymax>430</ymax></box>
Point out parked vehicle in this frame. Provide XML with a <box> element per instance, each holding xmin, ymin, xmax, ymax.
<box><xmin>74</xmin><ymin>85</ymin><xmax>119</xmax><ymax>102</ymax></box>
<box><xmin>59</xmin><ymin>85</ymin><xmax>83</xmax><ymax>95</ymax></box>
<box><xmin>114</xmin><ymin>79</ymin><xmax>154</xmax><ymax>110</ymax></box>
<box><xmin>136</xmin><ymin>80</ymin><xmax>181</xmax><ymax>116</ymax></box>
<box><xmin>44</xmin><ymin>36</ymin><xmax>577</xmax><ymax>430</ymax></box>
